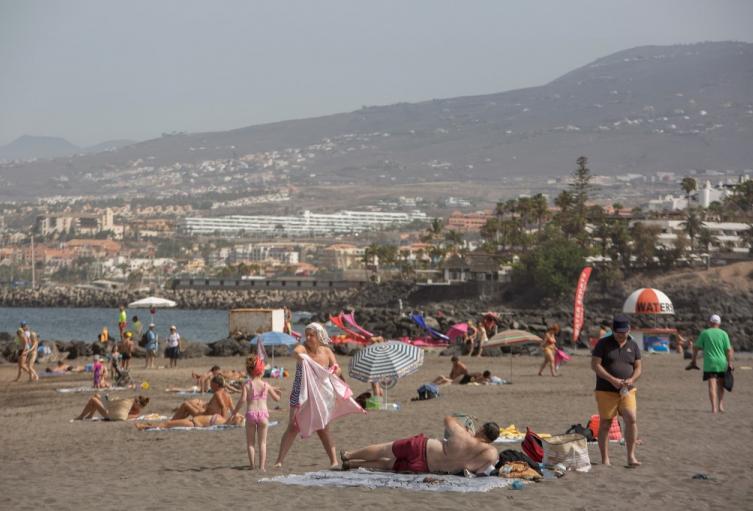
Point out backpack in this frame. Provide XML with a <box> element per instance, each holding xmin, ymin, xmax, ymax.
<box><xmin>416</xmin><ymin>383</ymin><xmax>439</xmax><ymax>400</ymax></box>
<box><xmin>138</xmin><ymin>333</ymin><xmax>148</xmax><ymax>348</ymax></box>
<box><xmin>566</xmin><ymin>423</ymin><xmax>595</xmax><ymax>442</ymax></box>
<box><xmin>521</xmin><ymin>427</ymin><xmax>544</xmax><ymax>463</ymax></box>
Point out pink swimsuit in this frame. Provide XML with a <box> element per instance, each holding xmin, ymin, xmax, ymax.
<box><xmin>244</xmin><ymin>381</ymin><xmax>270</xmax><ymax>424</ymax></box>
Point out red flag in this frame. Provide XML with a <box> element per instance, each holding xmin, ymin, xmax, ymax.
<box><xmin>572</xmin><ymin>267</ymin><xmax>592</xmax><ymax>343</ymax></box>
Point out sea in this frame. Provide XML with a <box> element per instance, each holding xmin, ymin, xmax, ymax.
<box><xmin>0</xmin><ymin>307</ymin><xmax>316</xmax><ymax>343</ymax></box>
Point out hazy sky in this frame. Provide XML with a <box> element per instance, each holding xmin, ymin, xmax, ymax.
<box><xmin>1</xmin><ymin>0</ymin><xmax>752</xmax><ymax>146</ymax></box>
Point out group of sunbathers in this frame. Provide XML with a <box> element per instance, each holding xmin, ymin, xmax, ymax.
<box><xmin>432</xmin><ymin>356</ymin><xmax>497</xmax><ymax>385</ymax></box>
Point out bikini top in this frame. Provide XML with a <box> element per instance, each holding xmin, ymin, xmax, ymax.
<box><xmin>247</xmin><ymin>381</ymin><xmax>267</xmax><ymax>402</ymax></box>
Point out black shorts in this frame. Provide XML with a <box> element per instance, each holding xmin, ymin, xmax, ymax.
<box><xmin>459</xmin><ymin>374</ymin><xmax>472</xmax><ymax>385</ymax></box>
<box><xmin>703</xmin><ymin>371</ymin><xmax>726</xmax><ymax>381</ymax></box>
<box><xmin>166</xmin><ymin>347</ymin><xmax>180</xmax><ymax>360</ymax></box>
<box><xmin>121</xmin><ymin>352</ymin><xmax>131</xmax><ymax>361</ymax></box>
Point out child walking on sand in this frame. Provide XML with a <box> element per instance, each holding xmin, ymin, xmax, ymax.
<box><xmin>231</xmin><ymin>355</ymin><xmax>280</xmax><ymax>471</ymax></box>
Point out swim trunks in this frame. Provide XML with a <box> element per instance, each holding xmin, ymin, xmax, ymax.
<box><xmin>594</xmin><ymin>389</ymin><xmax>636</xmax><ymax>420</ymax></box>
<box><xmin>392</xmin><ymin>434</ymin><xmax>429</xmax><ymax>473</ymax></box>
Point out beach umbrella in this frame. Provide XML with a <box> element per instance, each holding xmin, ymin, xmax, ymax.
<box><xmin>485</xmin><ymin>329</ymin><xmax>542</xmax><ymax>348</ymax></box>
<box><xmin>349</xmin><ymin>341</ymin><xmax>424</xmax><ymax>407</ymax></box>
<box><xmin>486</xmin><ymin>329</ymin><xmax>543</xmax><ymax>382</ymax></box>
<box><xmin>446</xmin><ymin>322</ymin><xmax>469</xmax><ymax>343</ymax></box>
<box><xmin>622</xmin><ymin>288</ymin><xmax>674</xmax><ymax>315</ymax></box>
<box><xmin>250</xmin><ymin>331</ymin><xmax>298</xmax><ymax>367</ymax></box>
<box><xmin>128</xmin><ymin>296</ymin><xmax>177</xmax><ymax>324</ymax></box>
<box><xmin>128</xmin><ymin>296</ymin><xmax>177</xmax><ymax>308</ymax></box>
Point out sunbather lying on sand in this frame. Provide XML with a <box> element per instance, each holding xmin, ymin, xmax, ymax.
<box><xmin>341</xmin><ymin>415</ymin><xmax>499</xmax><ymax>475</ymax></box>
<box><xmin>74</xmin><ymin>394</ymin><xmax>149</xmax><ymax>420</ymax></box>
<box><xmin>45</xmin><ymin>361</ymin><xmax>86</xmax><ymax>374</ymax></box>
<box><xmin>192</xmin><ymin>366</ymin><xmax>244</xmax><ymax>393</ymax></box>
<box><xmin>136</xmin><ymin>413</ymin><xmax>244</xmax><ymax>430</ymax></box>
<box><xmin>432</xmin><ymin>356</ymin><xmax>468</xmax><ymax>385</ymax></box>
<box><xmin>171</xmin><ymin>375</ymin><xmax>233</xmax><ymax>420</ymax></box>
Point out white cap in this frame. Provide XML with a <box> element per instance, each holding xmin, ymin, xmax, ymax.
<box><xmin>709</xmin><ymin>314</ymin><xmax>721</xmax><ymax>325</ymax></box>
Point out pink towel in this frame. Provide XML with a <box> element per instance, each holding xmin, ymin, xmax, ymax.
<box><xmin>554</xmin><ymin>349</ymin><xmax>571</xmax><ymax>367</ymax></box>
<box><xmin>294</xmin><ymin>354</ymin><xmax>364</xmax><ymax>438</ymax></box>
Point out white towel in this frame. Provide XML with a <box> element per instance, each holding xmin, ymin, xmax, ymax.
<box><xmin>260</xmin><ymin>468</ymin><xmax>516</xmax><ymax>493</ymax></box>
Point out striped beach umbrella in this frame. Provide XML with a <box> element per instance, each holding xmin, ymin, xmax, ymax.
<box><xmin>623</xmin><ymin>288</ymin><xmax>674</xmax><ymax>315</ymax></box>
<box><xmin>348</xmin><ymin>341</ymin><xmax>424</xmax><ymax>383</ymax></box>
<box><xmin>485</xmin><ymin>329</ymin><xmax>542</xmax><ymax>349</ymax></box>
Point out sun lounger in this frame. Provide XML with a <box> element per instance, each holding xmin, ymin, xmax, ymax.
<box><xmin>260</xmin><ymin>467</ymin><xmax>517</xmax><ymax>493</ymax></box>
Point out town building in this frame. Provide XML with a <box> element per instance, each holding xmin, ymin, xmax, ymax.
<box><xmin>178</xmin><ymin>210</ymin><xmax>428</xmax><ymax>236</ymax></box>
<box><xmin>446</xmin><ymin>210</ymin><xmax>494</xmax><ymax>232</ymax></box>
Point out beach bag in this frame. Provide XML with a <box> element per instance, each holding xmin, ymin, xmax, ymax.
<box><xmin>542</xmin><ymin>433</ymin><xmax>591</xmax><ymax>472</ymax></box>
<box><xmin>566</xmin><ymin>423</ymin><xmax>595</xmax><ymax>442</ymax></box>
<box><xmin>417</xmin><ymin>383</ymin><xmax>439</xmax><ymax>400</ymax></box>
<box><xmin>138</xmin><ymin>333</ymin><xmax>148</xmax><ymax>348</ymax></box>
<box><xmin>723</xmin><ymin>368</ymin><xmax>734</xmax><ymax>392</ymax></box>
<box><xmin>521</xmin><ymin>427</ymin><xmax>544</xmax><ymax>463</ymax></box>
<box><xmin>106</xmin><ymin>398</ymin><xmax>133</xmax><ymax>421</ymax></box>
<box><xmin>586</xmin><ymin>414</ymin><xmax>622</xmax><ymax>441</ymax></box>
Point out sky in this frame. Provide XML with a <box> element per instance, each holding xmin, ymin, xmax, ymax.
<box><xmin>1</xmin><ymin>0</ymin><xmax>752</xmax><ymax>146</ymax></box>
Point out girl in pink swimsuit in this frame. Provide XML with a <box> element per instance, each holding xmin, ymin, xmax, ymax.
<box><xmin>231</xmin><ymin>355</ymin><xmax>281</xmax><ymax>471</ymax></box>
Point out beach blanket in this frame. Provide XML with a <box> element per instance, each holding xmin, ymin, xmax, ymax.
<box><xmin>142</xmin><ymin>421</ymin><xmax>279</xmax><ymax>432</ymax></box>
<box><xmin>57</xmin><ymin>386</ymin><xmax>129</xmax><ymax>394</ymax></box>
<box><xmin>260</xmin><ymin>468</ymin><xmax>516</xmax><ymax>493</ymax></box>
<box><xmin>69</xmin><ymin>414</ymin><xmax>170</xmax><ymax>423</ymax></box>
<box><xmin>295</xmin><ymin>354</ymin><xmax>364</xmax><ymax>438</ymax></box>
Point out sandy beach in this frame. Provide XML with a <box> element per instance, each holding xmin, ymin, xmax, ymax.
<box><xmin>2</xmin><ymin>351</ymin><xmax>751</xmax><ymax>510</ymax></box>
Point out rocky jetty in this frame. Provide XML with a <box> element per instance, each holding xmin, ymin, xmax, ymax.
<box><xmin>2</xmin><ymin>263</ymin><xmax>752</xmax><ymax>362</ymax></box>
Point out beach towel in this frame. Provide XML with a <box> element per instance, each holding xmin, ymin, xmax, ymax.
<box><xmin>56</xmin><ymin>386</ymin><xmax>129</xmax><ymax>394</ymax></box>
<box><xmin>495</xmin><ymin>424</ymin><xmax>525</xmax><ymax>443</ymax></box>
<box><xmin>554</xmin><ymin>349</ymin><xmax>571</xmax><ymax>368</ymax></box>
<box><xmin>260</xmin><ymin>468</ymin><xmax>516</xmax><ymax>493</ymax></box>
<box><xmin>295</xmin><ymin>354</ymin><xmax>364</xmax><ymax>438</ymax></box>
<box><xmin>142</xmin><ymin>421</ymin><xmax>279</xmax><ymax>432</ymax></box>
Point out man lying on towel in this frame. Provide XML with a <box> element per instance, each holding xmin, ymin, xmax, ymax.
<box><xmin>340</xmin><ymin>416</ymin><xmax>499</xmax><ymax>475</ymax></box>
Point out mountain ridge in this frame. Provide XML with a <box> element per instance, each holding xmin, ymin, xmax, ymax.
<box><xmin>1</xmin><ymin>41</ymin><xmax>752</xmax><ymax>199</ymax></box>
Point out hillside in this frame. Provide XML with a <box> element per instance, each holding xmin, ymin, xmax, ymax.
<box><xmin>1</xmin><ymin>41</ymin><xmax>752</xmax><ymax>198</ymax></box>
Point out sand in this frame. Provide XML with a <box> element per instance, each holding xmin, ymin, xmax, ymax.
<box><xmin>1</xmin><ymin>351</ymin><xmax>751</xmax><ymax>510</ymax></box>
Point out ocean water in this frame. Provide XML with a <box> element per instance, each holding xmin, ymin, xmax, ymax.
<box><xmin>0</xmin><ymin>307</ymin><xmax>315</xmax><ymax>343</ymax></box>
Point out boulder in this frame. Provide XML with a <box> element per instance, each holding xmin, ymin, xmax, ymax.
<box><xmin>207</xmin><ymin>338</ymin><xmax>243</xmax><ymax>357</ymax></box>
<box><xmin>180</xmin><ymin>341</ymin><xmax>210</xmax><ymax>359</ymax></box>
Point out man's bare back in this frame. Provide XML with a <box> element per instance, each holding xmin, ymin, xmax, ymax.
<box><xmin>449</xmin><ymin>361</ymin><xmax>468</xmax><ymax>380</ymax></box>
<box><xmin>426</xmin><ymin>417</ymin><xmax>497</xmax><ymax>474</ymax></box>
<box><xmin>341</xmin><ymin>416</ymin><xmax>499</xmax><ymax>475</ymax></box>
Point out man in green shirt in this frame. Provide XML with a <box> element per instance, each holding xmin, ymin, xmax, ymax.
<box><xmin>688</xmin><ymin>314</ymin><xmax>734</xmax><ymax>414</ymax></box>
<box><xmin>118</xmin><ymin>305</ymin><xmax>127</xmax><ymax>340</ymax></box>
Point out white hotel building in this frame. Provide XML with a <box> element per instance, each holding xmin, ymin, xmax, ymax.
<box><xmin>179</xmin><ymin>210</ymin><xmax>428</xmax><ymax>236</ymax></box>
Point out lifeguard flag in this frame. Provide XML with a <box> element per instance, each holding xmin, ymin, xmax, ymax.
<box><xmin>572</xmin><ymin>267</ymin><xmax>592</xmax><ymax>343</ymax></box>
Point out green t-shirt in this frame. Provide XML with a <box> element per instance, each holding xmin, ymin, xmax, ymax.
<box><xmin>696</xmin><ymin>327</ymin><xmax>731</xmax><ymax>373</ymax></box>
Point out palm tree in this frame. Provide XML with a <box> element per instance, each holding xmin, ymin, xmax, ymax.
<box><xmin>530</xmin><ymin>193</ymin><xmax>548</xmax><ymax>231</ymax></box>
<box><xmin>697</xmin><ymin>228</ymin><xmax>715</xmax><ymax>253</ymax></box>
<box><xmin>682</xmin><ymin>208</ymin><xmax>704</xmax><ymax>249</ymax></box>
<box><xmin>444</xmin><ymin>230</ymin><xmax>463</xmax><ymax>252</ymax></box>
<box><xmin>681</xmin><ymin>177</ymin><xmax>697</xmax><ymax>206</ymax></box>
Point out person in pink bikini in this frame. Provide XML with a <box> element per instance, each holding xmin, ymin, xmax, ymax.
<box><xmin>231</xmin><ymin>355</ymin><xmax>281</xmax><ymax>471</ymax></box>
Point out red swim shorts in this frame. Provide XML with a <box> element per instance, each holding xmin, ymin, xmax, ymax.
<box><xmin>392</xmin><ymin>433</ymin><xmax>429</xmax><ymax>473</ymax></box>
